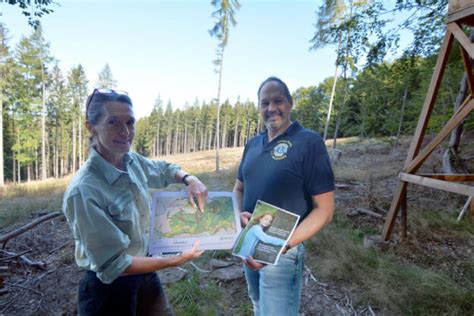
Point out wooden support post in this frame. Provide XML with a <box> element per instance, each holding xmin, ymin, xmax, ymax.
<box><xmin>383</xmin><ymin>182</ymin><xmax>407</xmax><ymax>240</ymax></box>
<box><xmin>448</xmin><ymin>22</ymin><xmax>474</xmax><ymax>58</ymax></box>
<box><xmin>400</xmin><ymin>189</ymin><xmax>407</xmax><ymax>239</ymax></box>
<box><xmin>405</xmin><ymin>99</ymin><xmax>474</xmax><ymax>174</ymax></box>
<box><xmin>399</xmin><ymin>173</ymin><xmax>474</xmax><ymax>196</ymax></box>
<box><xmin>404</xmin><ymin>31</ymin><xmax>454</xmax><ymax>165</ymax></box>
<box><xmin>460</xmin><ymin>46</ymin><xmax>474</xmax><ymax>94</ymax></box>
<box><xmin>382</xmin><ymin>31</ymin><xmax>454</xmax><ymax>241</ymax></box>
<box><xmin>470</xmin><ymin>198</ymin><xmax>474</xmax><ymax>218</ymax></box>
<box><xmin>418</xmin><ymin>174</ymin><xmax>474</xmax><ymax>181</ymax></box>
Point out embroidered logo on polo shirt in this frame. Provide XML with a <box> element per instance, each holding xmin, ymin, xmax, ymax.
<box><xmin>271</xmin><ymin>140</ymin><xmax>292</xmax><ymax>160</ymax></box>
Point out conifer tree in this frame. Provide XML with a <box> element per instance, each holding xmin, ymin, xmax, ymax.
<box><xmin>209</xmin><ymin>0</ymin><xmax>240</xmax><ymax>171</ymax></box>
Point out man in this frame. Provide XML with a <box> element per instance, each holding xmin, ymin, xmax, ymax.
<box><xmin>233</xmin><ymin>76</ymin><xmax>335</xmax><ymax>316</ymax></box>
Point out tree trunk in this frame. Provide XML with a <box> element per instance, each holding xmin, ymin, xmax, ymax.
<box><xmin>332</xmin><ymin>0</ymin><xmax>354</xmax><ymax>150</ymax></box>
<box><xmin>222</xmin><ymin>114</ymin><xmax>228</xmax><ymax>148</ymax></box>
<box><xmin>395</xmin><ymin>83</ymin><xmax>409</xmax><ymax>146</ymax></box>
<box><xmin>54</xmin><ymin>121</ymin><xmax>58</xmax><ymax>178</ymax></box>
<box><xmin>215</xmin><ymin>49</ymin><xmax>224</xmax><ymax>171</ymax></box>
<box><xmin>323</xmin><ymin>33</ymin><xmax>342</xmax><ymax>142</ymax></box>
<box><xmin>35</xmin><ymin>150</ymin><xmax>38</xmax><ymax>180</ymax></box>
<box><xmin>442</xmin><ymin>27</ymin><xmax>474</xmax><ymax>173</ymax></box>
<box><xmin>332</xmin><ymin>120</ymin><xmax>340</xmax><ymax>150</ymax></box>
<box><xmin>156</xmin><ymin>122</ymin><xmax>160</xmax><ymax>156</ymax></box>
<box><xmin>27</xmin><ymin>163</ymin><xmax>31</xmax><ymax>183</ymax></box>
<box><xmin>193</xmin><ymin>120</ymin><xmax>197</xmax><ymax>152</ymax></box>
<box><xmin>0</xmin><ymin>78</ymin><xmax>3</xmax><ymax>187</ymax></box>
<box><xmin>41</xmin><ymin>64</ymin><xmax>47</xmax><ymax>180</ymax></box>
<box><xmin>72</xmin><ymin>119</ymin><xmax>76</xmax><ymax>172</ymax></box>
<box><xmin>0</xmin><ymin>27</ymin><xmax>3</xmax><ymax>186</ymax></box>
<box><xmin>324</xmin><ymin>66</ymin><xmax>339</xmax><ymax>142</ymax></box>
<box><xmin>442</xmin><ymin>73</ymin><xmax>469</xmax><ymax>173</ymax></box>
<box><xmin>17</xmin><ymin>128</ymin><xmax>21</xmax><ymax>183</ymax></box>
<box><xmin>78</xmin><ymin>115</ymin><xmax>82</xmax><ymax>166</ymax></box>
<box><xmin>184</xmin><ymin>116</ymin><xmax>188</xmax><ymax>154</ymax></box>
<box><xmin>233</xmin><ymin>114</ymin><xmax>239</xmax><ymax>148</ymax></box>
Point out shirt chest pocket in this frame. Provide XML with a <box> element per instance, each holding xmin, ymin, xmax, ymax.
<box><xmin>107</xmin><ymin>191</ymin><xmax>135</xmax><ymax>222</ymax></box>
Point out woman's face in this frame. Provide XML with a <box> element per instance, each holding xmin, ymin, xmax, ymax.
<box><xmin>89</xmin><ymin>101</ymin><xmax>135</xmax><ymax>159</ymax></box>
<box><xmin>259</xmin><ymin>214</ymin><xmax>273</xmax><ymax>228</ymax></box>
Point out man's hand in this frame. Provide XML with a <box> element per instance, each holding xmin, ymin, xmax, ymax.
<box><xmin>240</xmin><ymin>211</ymin><xmax>252</xmax><ymax>228</ymax></box>
<box><xmin>243</xmin><ymin>256</ymin><xmax>266</xmax><ymax>271</ymax></box>
<box><xmin>187</xmin><ymin>176</ymin><xmax>208</xmax><ymax>214</ymax></box>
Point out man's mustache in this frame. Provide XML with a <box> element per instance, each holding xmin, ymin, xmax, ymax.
<box><xmin>265</xmin><ymin>111</ymin><xmax>282</xmax><ymax>119</ymax></box>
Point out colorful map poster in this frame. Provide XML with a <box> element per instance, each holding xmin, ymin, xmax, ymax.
<box><xmin>148</xmin><ymin>191</ymin><xmax>241</xmax><ymax>254</ymax></box>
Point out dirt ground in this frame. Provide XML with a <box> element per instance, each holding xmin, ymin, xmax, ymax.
<box><xmin>0</xmin><ymin>134</ymin><xmax>472</xmax><ymax>315</ymax></box>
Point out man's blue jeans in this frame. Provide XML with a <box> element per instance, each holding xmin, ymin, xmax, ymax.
<box><xmin>243</xmin><ymin>244</ymin><xmax>305</xmax><ymax>316</ymax></box>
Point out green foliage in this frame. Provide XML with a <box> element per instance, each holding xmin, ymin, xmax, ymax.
<box><xmin>7</xmin><ymin>0</ymin><xmax>57</xmax><ymax>29</ymax></box>
<box><xmin>167</xmin><ymin>271</ymin><xmax>222</xmax><ymax>316</ymax></box>
<box><xmin>96</xmin><ymin>63</ymin><xmax>117</xmax><ymax>89</ymax></box>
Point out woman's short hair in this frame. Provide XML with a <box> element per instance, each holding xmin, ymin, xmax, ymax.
<box><xmin>257</xmin><ymin>76</ymin><xmax>293</xmax><ymax>104</ymax></box>
<box><xmin>86</xmin><ymin>90</ymin><xmax>133</xmax><ymax>125</ymax></box>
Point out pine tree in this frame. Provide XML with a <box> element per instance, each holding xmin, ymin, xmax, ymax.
<box><xmin>209</xmin><ymin>0</ymin><xmax>240</xmax><ymax>171</ymax></box>
<box><xmin>96</xmin><ymin>63</ymin><xmax>117</xmax><ymax>88</ymax></box>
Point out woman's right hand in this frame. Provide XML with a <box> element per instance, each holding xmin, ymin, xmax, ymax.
<box><xmin>240</xmin><ymin>211</ymin><xmax>252</xmax><ymax>228</ymax></box>
<box><xmin>179</xmin><ymin>240</ymin><xmax>204</xmax><ymax>263</ymax></box>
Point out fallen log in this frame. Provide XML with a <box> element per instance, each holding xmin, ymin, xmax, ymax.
<box><xmin>355</xmin><ymin>208</ymin><xmax>384</xmax><ymax>219</ymax></box>
<box><xmin>457</xmin><ymin>196</ymin><xmax>473</xmax><ymax>221</ymax></box>
<box><xmin>0</xmin><ymin>211</ymin><xmax>64</xmax><ymax>246</ymax></box>
<box><xmin>0</xmin><ymin>250</ymin><xmax>47</xmax><ymax>270</ymax></box>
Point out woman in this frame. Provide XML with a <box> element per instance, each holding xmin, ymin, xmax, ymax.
<box><xmin>236</xmin><ymin>213</ymin><xmax>286</xmax><ymax>259</ymax></box>
<box><xmin>62</xmin><ymin>88</ymin><xmax>208</xmax><ymax>315</ymax></box>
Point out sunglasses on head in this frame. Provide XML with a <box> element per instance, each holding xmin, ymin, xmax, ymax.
<box><xmin>85</xmin><ymin>88</ymin><xmax>129</xmax><ymax>117</ymax></box>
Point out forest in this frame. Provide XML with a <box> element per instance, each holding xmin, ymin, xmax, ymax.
<box><xmin>1</xmin><ymin>0</ymin><xmax>470</xmax><ymax>186</ymax></box>
<box><xmin>1</xmin><ymin>1</ymin><xmax>473</xmax><ymax>315</ymax></box>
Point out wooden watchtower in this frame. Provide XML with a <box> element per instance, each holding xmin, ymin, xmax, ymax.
<box><xmin>382</xmin><ymin>0</ymin><xmax>474</xmax><ymax>241</ymax></box>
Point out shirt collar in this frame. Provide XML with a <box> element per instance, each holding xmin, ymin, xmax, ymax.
<box><xmin>88</xmin><ymin>147</ymin><xmax>134</xmax><ymax>185</ymax></box>
<box><xmin>262</xmin><ymin>121</ymin><xmax>302</xmax><ymax>144</ymax></box>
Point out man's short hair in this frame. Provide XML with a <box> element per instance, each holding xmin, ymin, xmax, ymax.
<box><xmin>257</xmin><ymin>76</ymin><xmax>293</xmax><ymax>104</ymax></box>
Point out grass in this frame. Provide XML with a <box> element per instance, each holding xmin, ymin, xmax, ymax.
<box><xmin>309</xmin><ymin>212</ymin><xmax>474</xmax><ymax>315</ymax></box>
<box><xmin>166</xmin><ymin>271</ymin><xmax>222</xmax><ymax>316</ymax></box>
<box><xmin>0</xmin><ymin>177</ymin><xmax>69</xmax><ymax>229</ymax></box>
<box><xmin>1</xmin><ymin>139</ymin><xmax>473</xmax><ymax>314</ymax></box>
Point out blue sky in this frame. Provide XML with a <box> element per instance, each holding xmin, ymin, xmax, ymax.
<box><xmin>3</xmin><ymin>0</ymin><xmax>339</xmax><ymax>118</ymax></box>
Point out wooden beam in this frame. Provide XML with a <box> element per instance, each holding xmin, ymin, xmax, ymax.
<box><xmin>399</xmin><ymin>173</ymin><xmax>474</xmax><ymax>197</ymax></box>
<box><xmin>460</xmin><ymin>46</ymin><xmax>474</xmax><ymax>94</ymax></box>
<box><xmin>457</xmin><ymin>196</ymin><xmax>473</xmax><ymax>221</ymax></box>
<box><xmin>448</xmin><ymin>22</ymin><xmax>474</xmax><ymax>59</ymax></box>
<box><xmin>383</xmin><ymin>31</ymin><xmax>454</xmax><ymax>241</ymax></box>
<box><xmin>453</xmin><ymin>94</ymin><xmax>472</xmax><ymax>117</ymax></box>
<box><xmin>471</xmin><ymin>198</ymin><xmax>474</xmax><ymax>218</ymax></box>
<box><xmin>382</xmin><ymin>182</ymin><xmax>407</xmax><ymax>240</ymax></box>
<box><xmin>447</xmin><ymin>4</ymin><xmax>474</xmax><ymax>25</ymax></box>
<box><xmin>405</xmin><ymin>99</ymin><xmax>474</xmax><ymax>174</ymax></box>
<box><xmin>400</xmin><ymin>190</ymin><xmax>407</xmax><ymax>239</ymax></box>
<box><xmin>404</xmin><ymin>31</ymin><xmax>454</xmax><ymax>168</ymax></box>
<box><xmin>418</xmin><ymin>174</ymin><xmax>474</xmax><ymax>181</ymax></box>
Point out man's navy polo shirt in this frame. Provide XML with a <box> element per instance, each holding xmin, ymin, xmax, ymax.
<box><xmin>237</xmin><ymin>121</ymin><xmax>334</xmax><ymax>222</ymax></box>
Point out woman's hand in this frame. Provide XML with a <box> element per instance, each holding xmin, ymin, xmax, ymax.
<box><xmin>240</xmin><ymin>211</ymin><xmax>252</xmax><ymax>228</ymax></box>
<box><xmin>243</xmin><ymin>256</ymin><xmax>266</xmax><ymax>271</ymax></box>
<box><xmin>186</xmin><ymin>176</ymin><xmax>208</xmax><ymax>213</ymax></box>
<box><xmin>179</xmin><ymin>240</ymin><xmax>204</xmax><ymax>263</ymax></box>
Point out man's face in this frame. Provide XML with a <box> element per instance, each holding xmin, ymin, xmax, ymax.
<box><xmin>259</xmin><ymin>81</ymin><xmax>292</xmax><ymax>134</ymax></box>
